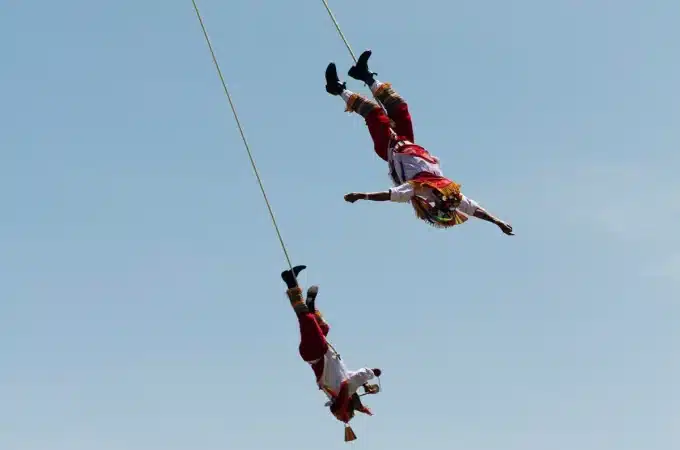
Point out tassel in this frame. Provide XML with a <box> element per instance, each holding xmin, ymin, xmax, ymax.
<box><xmin>344</xmin><ymin>425</ymin><xmax>357</xmax><ymax>442</ymax></box>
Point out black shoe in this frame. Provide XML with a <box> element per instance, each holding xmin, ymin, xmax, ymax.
<box><xmin>325</xmin><ymin>63</ymin><xmax>346</xmax><ymax>96</ymax></box>
<box><xmin>306</xmin><ymin>285</ymin><xmax>319</xmax><ymax>312</ymax></box>
<box><xmin>348</xmin><ymin>50</ymin><xmax>377</xmax><ymax>84</ymax></box>
<box><xmin>281</xmin><ymin>265</ymin><xmax>306</xmax><ymax>289</ymax></box>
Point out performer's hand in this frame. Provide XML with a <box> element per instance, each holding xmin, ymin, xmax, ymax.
<box><xmin>497</xmin><ymin>221</ymin><xmax>514</xmax><ymax>235</ymax></box>
<box><xmin>363</xmin><ymin>384</ymin><xmax>380</xmax><ymax>394</ymax></box>
<box><xmin>344</xmin><ymin>193</ymin><xmax>364</xmax><ymax>203</ymax></box>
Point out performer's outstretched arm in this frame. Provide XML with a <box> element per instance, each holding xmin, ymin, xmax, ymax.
<box><xmin>345</xmin><ymin>182</ymin><xmax>415</xmax><ymax>203</ymax></box>
<box><xmin>344</xmin><ymin>191</ymin><xmax>392</xmax><ymax>202</ymax></box>
<box><xmin>472</xmin><ymin>207</ymin><xmax>514</xmax><ymax>235</ymax></box>
<box><xmin>457</xmin><ymin>196</ymin><xmax>514</xmax><ymax>235</ymax></box>
<box><xmin>346</xmin><ymin>368</ymin><xmax>380</xmax><ymax>395</ymax></box>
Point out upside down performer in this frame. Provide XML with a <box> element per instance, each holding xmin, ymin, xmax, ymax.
<box><xmin>325</xmin><ymin>50</ymin><xmax>514</xmax><ymax>234</ymax></box>
<box><xmin>281</xmin><ymin>264</ymin><xmax>382</xmax><ymax>442</ymax></box>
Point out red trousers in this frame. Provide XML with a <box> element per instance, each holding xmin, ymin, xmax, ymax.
<box><xmin>365</xmin><ymin>102</ymin><xmax>415</xmax><ymax>162</ymax></box>
<box><xmin>298</xmin><ymin>312</ymin><xmax>330</xmax><ymax>379</ymax></box>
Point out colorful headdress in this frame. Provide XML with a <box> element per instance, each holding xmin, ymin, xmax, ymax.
<box><xmin>407</xmin><ymin>176</ymin><xmax>469</xmax><ymax>228</ymax></box>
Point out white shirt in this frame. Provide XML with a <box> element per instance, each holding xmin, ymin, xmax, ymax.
<box><xmin>387</xmin><ymin>143</ymin><xmax>443</xmax><ymax>186</ymax></box>
<box><xmin>317</xmin><ymin>348</ymin><xmax>376</xmax><ymax>397</ymax></box>
<box><xmin>389</xmin><ymin>182</ymin><xmax>481</xmax><ymax>216</ymax></box>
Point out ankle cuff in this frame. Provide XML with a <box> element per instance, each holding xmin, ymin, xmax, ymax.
<box><xmin>287</xmin><ymin>286</ymin><xmax>303</xmax><ymax>297</ymax></box>
<box><xmin>372</xmin><ymin>81</ymin><xmax>391</xmax><ymax>99</ymax></box>
<box><xmin>345</xmin><ymin>93</ymin><xmax>381</xmax><ymax>117</ymax></box>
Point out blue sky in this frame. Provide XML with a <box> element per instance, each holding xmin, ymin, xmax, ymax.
<box><xmin>2</xmin><ymin>1</ymin><xmax>678</xmax><ymax>449</ymax></box>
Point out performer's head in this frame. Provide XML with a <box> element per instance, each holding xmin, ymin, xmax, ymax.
<box><xmin>412</xmin><ymin>195</ymin><xmax>465</xmax><ymax>228</ymax></box>
<box><xmin>329</xmin><ymin>398</ymin><xmax>354</xmax><ymax>422</ymax></box>
<box><xmin>329</xmin><ymin>393</ymin><xmax>371</xmax><ymax>422</ymax></box>
<box><xmin>436</xmin><ymin>196</ymin><xmax>460</xmax><ymax>212</ymax></box>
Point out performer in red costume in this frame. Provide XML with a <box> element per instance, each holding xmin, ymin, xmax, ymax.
<box><xmin>281</xmin><ymin>264</ymin><xmax>381</xmax><ymax>441</ymax></box>
<box><xmin>325</xmin><ymin>50</ymin><xmax>514</xmax><ymax>234</ymax></box>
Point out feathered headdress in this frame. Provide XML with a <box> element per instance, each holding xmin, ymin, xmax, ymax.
<box><xmin>407</xmin><ymin>176</ymin><xmax>468</xmax><ymax>228</ymax></box>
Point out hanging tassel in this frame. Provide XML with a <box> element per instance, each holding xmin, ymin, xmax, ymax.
<box><xmin>344</xmin><ymin>425</ymin><xmax>357</xmax><ymax>442</ymax></box>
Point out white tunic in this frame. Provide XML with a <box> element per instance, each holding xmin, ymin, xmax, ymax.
<box><xmin>387</xmin><ymin>141</ymin><xmax>444</xmax><ymax>186</ymax></box>
<box><xmin>317</xmin><ymin>348</ymin><xmax>377</xmax><ymax>398</ymax></box>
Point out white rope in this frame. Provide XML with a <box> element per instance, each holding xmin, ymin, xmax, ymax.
<box><xmin>190</xmin><ymin>0</ymin><xmax>300</xmax><ymax>284</ymax></box>
<box><xmin>190</xmin><ymin>0</ymin><xmax>346</xmax><ymax>355</ymax></box>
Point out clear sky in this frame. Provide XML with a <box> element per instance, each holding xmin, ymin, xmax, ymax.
<box><xmin>2</xmin><ymin>1</ymin><xmax>678</xmax><ymax>449</ymax></box>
